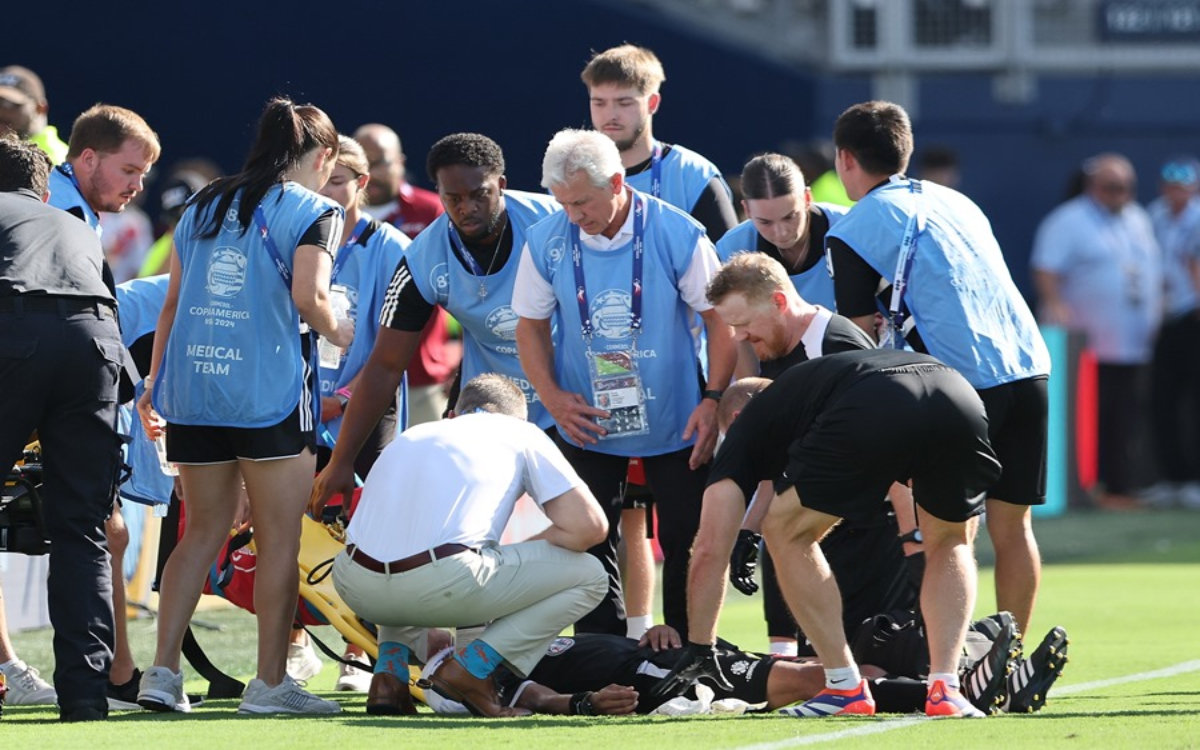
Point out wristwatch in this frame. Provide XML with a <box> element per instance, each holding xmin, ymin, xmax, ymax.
<box><xmin>335</xmin><ymin>387</ymin><xmax>353</xmax><ymax>409</ymax></box>
<box><xmin>702</xmin><ymin>389</ymin><xmax>724</xmax><ymax>403</ymax></box>
<box><xmin>898</xmin><ymin>529</ymin><xmax>923</xmax><ymax>545</ymax></box>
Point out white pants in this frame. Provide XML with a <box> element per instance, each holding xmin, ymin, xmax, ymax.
<box><xmin>333</xmin><ymin>540</ymin><xmax>606</xmax><ymax>676</ymax></box>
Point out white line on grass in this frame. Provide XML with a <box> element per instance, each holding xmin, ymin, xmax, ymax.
<box><xmin>1053</xmin><ymin>659</ymin><xmax>1200</xmax><ymax>695</ymax></box>
<box><xmin>734</xmin><ymin>659</ymin><xmax>1200</xmax><ymax>750</ymax></box>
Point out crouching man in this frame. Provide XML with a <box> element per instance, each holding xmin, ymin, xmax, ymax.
<box><xmin>674</xmin><ymin>350</ymin><xmax>1001</xmax><ymax>718</ymax></box>
<box><xmin>311</xmin><ymin>373</ymin><xmax>609</xmax><ymax>717</ymax></box>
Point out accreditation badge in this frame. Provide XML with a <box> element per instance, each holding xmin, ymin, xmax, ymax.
<box><xmin>588</xmin><ymin>349</ymin><xmax>650</xmax><ymax>439</ymax></box>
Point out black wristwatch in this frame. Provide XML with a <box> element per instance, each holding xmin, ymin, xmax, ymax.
<box><xmin>702</xmin><ymin>389</ymin><xmax>724</xmax><ymax>403</ymax></box>
<box><xmin>898</xmin><ymin>529</ymin><xmax>923</xmax><ymax>545</ymax></box>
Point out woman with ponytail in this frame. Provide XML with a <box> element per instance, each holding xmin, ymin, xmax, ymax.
<box><xmin>136</xmin><ymin>97</ymin><xmax>351</xmax><ymax>715</ymax></box>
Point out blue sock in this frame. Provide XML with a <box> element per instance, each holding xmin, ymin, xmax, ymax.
<box><xmin>375</xmin><ymin>641</ymin><xmax>412</xmax><ymax>675</ymax></box>
<box><xmin>452</xmin><ymin>639</ymin><xmax>504</xmax><ymax>679</ymax></box>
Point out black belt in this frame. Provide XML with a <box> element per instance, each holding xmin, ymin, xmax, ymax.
<box><xmin>346</xmin><ymin>543</ymin><xmax>475</xmax><ymax>574</ymax></box>
<box><xmin>0</xmin><ymin>295</ymin><xmax>115</xmax><ymax>317</ymax></box>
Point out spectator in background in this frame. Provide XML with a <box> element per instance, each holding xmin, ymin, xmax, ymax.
<box><xmin>787</xmin><ymin>139</ymin><xmax>853</xmax><ymax>208</ymax></box>
<box><xmin>138</xmin><ymin>165</ymin><xmax>213</xmax><ymax>278</ymax></box>
<box><xmin>918</xmin><ymin>145</ymin><xmax>961</xmax><ymax>190</ymax></box>
<box><xmin>1032</xmin><ymin>153</ymin><xmax>1163</xmax><ymax>511</ymax></box>
<box><xmin>0</xmin><ymin>65</ymin><xmax>68</xmax><ymax>163</ymax></box>
<box><xmin>100</xmin><ymin>192</ymin><xmax>155</xmax><ymax>284</ymax></box>
<box><xmin>354</xmin><ymin>122</ymin><xmax>457</xmax><ymax>426</ymax></box>
<box><xmin>1145</xmin><ymin>158</ymin><xmax>1200</xmax><ymax>509</ymax></box>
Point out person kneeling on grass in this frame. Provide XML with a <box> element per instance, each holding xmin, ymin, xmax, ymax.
<box><xmin>311</xmin><ymin>373</ymin><xmax>609</xmax><ymax>718</ymax></box>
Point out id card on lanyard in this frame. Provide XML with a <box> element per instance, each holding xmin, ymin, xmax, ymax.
<box><xmin>573</xmin><ymin>192</ymin><xmax>650</xmax><ymax>439</ymax></box>
<box><xmin>882</xmin><ymin>179</ymin><xmax>924</xmax><ymax>350</ymax></box>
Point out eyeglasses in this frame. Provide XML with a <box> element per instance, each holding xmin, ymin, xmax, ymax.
<box><xmin>1096</xmin><ymin>181</ymin><xmax>1133</xmax><ymax>194</ymax></box>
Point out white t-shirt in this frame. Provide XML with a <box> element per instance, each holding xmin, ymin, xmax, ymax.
<box><xmin>345</xmin><ymin>412</ymin><xmax>583</xmax><ymax>559</ymax></box>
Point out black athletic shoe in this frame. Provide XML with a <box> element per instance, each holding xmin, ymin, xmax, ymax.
<box><xmin>107</xmin><ymin>669</ymin><xmax>143</xmax><ymax>711</ymax></box>
<box><xmin>962</xmin><ymin>611</ymin><xmax>1020</xmax><ymax>715</ymax></box>
<box><xmin>1005</xmin><ymin>626</ymin><xmax>1069</xmax><ymax>713</ymax></box>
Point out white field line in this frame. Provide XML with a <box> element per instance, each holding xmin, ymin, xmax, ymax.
<box><xmin>734</xmin><ymin>659</ymin><xmax>1200</xmax><ymax>750</ymax></box>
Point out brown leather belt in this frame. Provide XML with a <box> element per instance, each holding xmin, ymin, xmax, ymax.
<box><xmin>346</xmin><ymin>543</ymin><xmax>473</xmax><ymax>574</ymax></box>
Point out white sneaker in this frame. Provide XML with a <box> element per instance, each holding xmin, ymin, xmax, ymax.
<box><xmin>334</xmin><ymin>658</ymin><xmax>372</xmax><ymax>692</ymax></box>
<box><xmin>286</xmin><ymin>640</ymin><xmax>323</xmax><ymax>682</ymax></box>
<box><xmin>1180</xmin><ymin>481</ymin><xmax>1200</xmax><ymax>510</ymax></box>
<box><xmin>136</xmin><ymin>665</ymin><xmax>191</xmax><ymax>713</ymax></box>
<box><xmin>238</xmin><ymin>675</ymin><xmax>341</xmax><ymax>715</ymax></box>
<box><xmin>1138</xmin><ymin>481</ymin><xmax>1179</xmax><ymax>508</ymax></box>
<box><xmin>0</xmin><ymin>660</ymin><xmax>57</xmax><ymax>705</ymax></box>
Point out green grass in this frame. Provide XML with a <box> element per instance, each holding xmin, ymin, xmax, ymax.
<box><xmin>4</xmin><ymin>510</ymin><xmax>1199</xmax><ymax>748</ymax></box>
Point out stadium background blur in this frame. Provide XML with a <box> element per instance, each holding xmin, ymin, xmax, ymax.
<box><xmin>8</xmin><ymin>0</ymin><xmax>1200</xmax><ymax>302</ymax></box>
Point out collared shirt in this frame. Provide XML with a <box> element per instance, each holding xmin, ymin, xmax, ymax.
<box><xmin>1147</xmin><ymin>195</ymin><xmax>1200</xmax><ymax>318</ymax></box>
<box><xmin>511</xmin><ymin>194</ymin><xmax>720</xmax><ymax>320</ymax></box>
<box><xmin>1032</xmin><ymin>195</ymin><xmax>1162</xmax><ymax>363</ymax></box>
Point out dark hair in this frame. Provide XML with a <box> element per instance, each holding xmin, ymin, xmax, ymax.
<box><xmin>426</xmin><ymin>133</ymin><xmax>505</xmax><ymax>184</ymax></box>
<box><xmin>66</xmin><ymin>104</ymin><xmax>161</xmax><ymax>163</ymax></box>
<box><xmin>191</xmin><ymin>97</ymin><xmax>338</xmax><ymax>238</ymax></box>
<box><xmin>741</xmin><ymin>153</ymin><xmax>805</xmax><ymax>201</ymax></box>
<box><xmin>0</xmin><ymin>132</ymin><xmax>52</xmax><ymax>194</ymax></box>
<box><xmin>832</xmin><ymin>101</ymin><xmax>913</xmax><ymax>176</ymax></box>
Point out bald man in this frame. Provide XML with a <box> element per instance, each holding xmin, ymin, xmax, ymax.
<box><xmin>353</xmin><ymin>123</ymin><xmax>443</xmax><ymax>238</ymax></box>
<box><xmin>1033</xmin><ymin>153</ymin><xmax>1162</xmax><ymax>509</ymax></box>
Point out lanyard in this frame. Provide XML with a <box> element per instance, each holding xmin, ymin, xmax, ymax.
<box><xmin>253</xmin><ymin>206</ymin><xmax>293</xmax><ymax>291</ymax></box>
<box><xmin>571</xmin><ymin>191</ymin><xmax>645</xmax><ymax>340</ymax></box>
<box><xmin>331</xmin><ymin>217</ymin><xmax>369</xmax><ymax>283</ymax></box>
<box><xmin>649</xmin><ymin>141</ymin><xmax>663</xmax><ymax>199</ymax></box>
<box><xmin>886</xmin><ymin>179</ymin><xmax>924</xmax><ymax>348</ymax></box>
<box><xmin>446</xmin><ymin>221</ymin><xmax>486</xmax><ymax>276</ymax></box>
<box><xmin>56</xmin><ymin>163</ymin><xmax>99</xmax><ymax>227</ymax></box>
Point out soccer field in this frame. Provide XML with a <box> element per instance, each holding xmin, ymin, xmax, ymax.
<box><xmin>3</xmin><ymin>509</ymin><xmax>1197</xmax><ymax>748</ymax></box>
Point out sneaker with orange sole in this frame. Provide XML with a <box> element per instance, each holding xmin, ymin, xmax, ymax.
<box><xmin>778</xmin><ymin>679</ymin><xmax>876</xmax><ymax>717</ymax></box>
<box><xmin>926</xmin><ymin>679</ymin><xmax>986</xmax><ymax>718</ymax></box>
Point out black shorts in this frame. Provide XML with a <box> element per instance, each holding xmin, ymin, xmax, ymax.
<box><xmin>776</xmin><ymin>363</ymin><xmax>1000</xmax><ymax>524</ymax></box>
<box><xmin>976</xmin><ymin>376</ymin><xmax>1048</xmax><ymax>506</ymax></box>
<box><xmin>166</xmin><ymin>404</ymin><xmax>316</xmax><ymax>463</ymax></box>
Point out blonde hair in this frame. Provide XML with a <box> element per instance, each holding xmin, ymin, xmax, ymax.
<box><xmin>707</xmin><ymin>252</ymin><xmax>795</xmax><ymax>308</ymax></box>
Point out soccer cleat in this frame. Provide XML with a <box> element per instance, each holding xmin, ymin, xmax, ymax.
<box><xmin>962</xmin><ymin>611</ymin><xmax>1020</xmax><ymax>714</ymax></box>
<box><xmin>778</xmin><ymin>679</ymin><xmax>876</xmax><ymax>717</ymax></box>
<box><xmin>1005</xmin><ymin>626</ymin><xmax>1069</xmax><ymax>713</ymax></box>
<box><xmin>286</xmin><ymin>639</ymin><xmax>324</xmax><ymax>682</ymax></box>
<box><xmin>137</xmin><ymin>666</ymin><xmax>192</xmax><ymax>713</ymax></box>
<box><xmin>237</xmin><ymin>675</ymin><xmax>341</xmax><ymax>715</ymax></box>
<box><xmin>926</xmin><ymin>679</ymin><xmax>986</xmax><ymax>718</ymax></box>
<box><xmin>0</xmin><ymin>660</ymin><xmax>57</xmax><ymax>706</ymax></box>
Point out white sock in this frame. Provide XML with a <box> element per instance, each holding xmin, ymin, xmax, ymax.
<box><xmin>930</xmin><ymin>672</ymin><xmax>960</xmax><ymax>690</ymax></box>
<box><xmin>626</xmin><ymin>614</ymin><xmax>654</xmax><ymax>640</ymax></box>
<box><xmin>824</xmin><ymin>665</ymin><xmax>862</xmax><ymax>690</ymax></box>
<box><xmin>769</xmin><ymin>641</ymin><xmax>798</xmax><ymax>657</ymax></box>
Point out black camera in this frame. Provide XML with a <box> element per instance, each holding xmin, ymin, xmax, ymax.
<box><xmin>2</xmin><ymin>455</ymin><xmax>50</xmax><ymax>556</ymax></box>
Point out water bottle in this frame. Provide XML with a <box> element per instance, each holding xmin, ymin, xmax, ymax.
<box><xmin>319</xmin><ymin>284</ymin><xmax>351</xmax><ymax>369</ymax></box>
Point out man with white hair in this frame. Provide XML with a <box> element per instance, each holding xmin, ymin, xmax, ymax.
<box><xmin>513</xmin><ymin>128</ymin><xmax>736</xmax><ymax>639</ymax></box>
